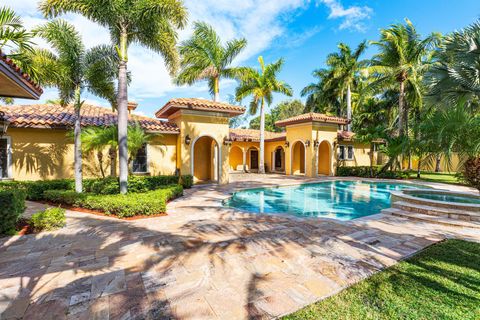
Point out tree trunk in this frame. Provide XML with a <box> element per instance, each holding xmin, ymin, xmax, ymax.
<box><xmin>213</xmin><ymin>76</ymin><xmax>220</xmax><ymax>102</ymax></box>
<box><xmin>117</xmin><ymin>30</ymin><xmax>129</xmax><ymax>194</ymax></box>
<box><xmin>109</xmin><ymin>146</ymin><xmax>117</xmax><ymax>177</ymax></box>
<box><xmin>398</xmin><ymin>80</ymin><xmax>405</xmax><ymax>136</ymax></box>
<box><xmin>435</xmin><ymin>155</ymin><xmax>441</xmax><ymax>172</ymax></box>
<box><xmin>259</xmin><ymin>99</ymin><xmax>265</xmax><ymax>174</ymax></box>
<box><xmin>369</xmin><ymin>142</ymin><xmax>374</xmax><ymax>177</ymax></box>
<box><xmin>73</xmin><ymin>86</ymin><xmax>83</xmax><ymax>193</ymax></box>
<box><xmin>346</xmin><ymin>84</ymin><xmax>352</xmax><ymax>132</ymax></box>
<box><xmin>417</xmin><ymin>158</ymin><xmax>422</xmax><ymax>178</ymax></box>
<box><xmin>97</xmin><ymin>151</ymin><xmax>105</xmax><ymax>178</ymax></box>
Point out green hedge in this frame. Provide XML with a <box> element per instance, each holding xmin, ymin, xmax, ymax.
<box><xmin>31</xmin><ymin>207</ymin><xmax>66</xmax><ymax>231</ymax></box>
<box><xmin>336</xmin><ymin>166</ymin><xmax>409</xmax><ymax>179</ymax></box>
<box><xmin>0</xmin><ymin>180</ymin><xmax>72</xmax><ymax>200</ymax></box>
<box><xmin>43</xmin><ymin>185</ymin><xmax>183</xmax><ymax>217</ymax></box>
<box><xmin>0</xmin><ymin>188</ymin><xmax>26</xmax><ymax>234</ymax></box>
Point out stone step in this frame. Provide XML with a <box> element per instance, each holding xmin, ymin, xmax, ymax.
<box><xmin>391</xmin><ymin>201</ymin><xmax>480</xmax><ymax>222</ymax></box>
<box><xmin>382</xmin><ymin>208</ymin><xmax>480</xmax><ymax>229</ymax></box>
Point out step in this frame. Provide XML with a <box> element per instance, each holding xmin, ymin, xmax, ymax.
<box><xmin>382</xmin><ymin>208</ymin><xmax>480</xmax><ymax>229</ymax></box>
<box><xmin>392</xmin><ymin>201</ymin><xmax>480</xmax><ymax>222</ymax></box>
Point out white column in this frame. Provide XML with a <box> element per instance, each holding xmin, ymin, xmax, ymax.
<box><xmin>242</xmin><ymin>149</ymin><xmax>247</xmax><ymax>172</ymax></box>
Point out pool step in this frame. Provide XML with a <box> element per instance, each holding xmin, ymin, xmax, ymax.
<box><xmin>391</xmin><ymin>201</ymin><xmax>480</xmax><ymax>222</ymax></box>
<box><xmin>382</xmin><ymin>208</ymin><xmax>480</xmax><ymax>229</ymax></box>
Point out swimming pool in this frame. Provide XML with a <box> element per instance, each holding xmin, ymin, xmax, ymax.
<box><xmin>224</xmin><ymin>181</ymin><xmax>424</xmax><ymax>220</ymax></box>
<box><xmin>410</xmin><ymin>192</ymin><xmax>480</xmax><ymax>205</ymax></box>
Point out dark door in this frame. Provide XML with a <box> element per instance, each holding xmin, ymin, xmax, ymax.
<box><xmin>250</xmin><ymin>150</ymin><xmax>259</xmax><ymax>170</ymax></box>
<box><xmin>275</xmin><ymin>149</ymin><xmax>282</xmax><ymax>170</ymax></box>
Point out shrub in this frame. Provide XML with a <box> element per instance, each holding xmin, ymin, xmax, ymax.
<box><xmin>463</xmin><ymin>157</ymin><xmax>480</xmax><ymax>191</ymax></box>
<box><xmin>31</xmin><ymin>207</ymin><xmax>66</xmax><ymax>231</ymax></box>
<box><xmin>0</xmin><ymin>188</ymin><xmax>26</xmax><ymax>234</ymax></box>
<box><xmin>0</xmin><ymin>179</ymin><xmax>73</xmax><ymax>200</ymax></box>
<box><xmin>336</xmin><ymin>166</ymin><xmax>408</xmax><ymax>179</ymax></box>
<box><xmin>180</xmin><ymin>175</ymin><xmax>193</xmax><ymax>189</ymax></box>
<box><xmin>83</xmin><ymin>175</ymin><xmax>189</xmax><ymax>195</ymax></box>
<box><xmin>43</xmin><ymin>185</ymin><xmax>183</xmax><ymax>218</ymax></box>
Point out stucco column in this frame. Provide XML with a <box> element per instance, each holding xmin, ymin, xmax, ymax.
<box><xmin>314</xmin><ymin>146</ymin><xmax>319</xmax><ymax>177</ymax></box>
<box><xmin>242</xmin><ymin>149</ymin><xmax>247</xmax><ymax>172</ymax></box>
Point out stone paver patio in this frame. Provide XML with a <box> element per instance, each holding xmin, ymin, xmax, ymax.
<box><xmin>1</xmin><ymin>174</ymin><xmax>479</xmax><ymax>319</ymax></box>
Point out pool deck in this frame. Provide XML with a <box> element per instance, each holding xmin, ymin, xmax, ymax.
<box><xmin>1</xmin><ymin>174</ymin><xmax>479</xmax><ymax>319</ymax></box>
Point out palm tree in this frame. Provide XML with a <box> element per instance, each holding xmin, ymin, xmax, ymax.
<box><xmin>40</xmin><ymin>0</ymin><xmax>188</xmax><ymax>194</ymax></box>
<box><xmin>370</xmin><ymin>18</ymin><xmax>437</xmax><ymax>136</ymax></box>
<box><xmin>427</xmin><ymin>20</ymin><xmax>480</xmax><ymax>108</ymax></box>
<box><xmin>0</xmin><ymin>6</ymin><xmax>33</xmax><ymax>52</ymax></box>
<box><xmin>34</xmin><ymin>19</ymin><xmax>118</xmax><ymax>192</ymax></box>
<box><xmin>325</xmin><ymin>41</ymin><xmax>368</xmax><ymax>131</ymax></box>
<box><xmin>81</xmin><ymin>126</ymin><xmax>117</xmax><ymax>178</ymax></box>
<box><xmin>301</xmin><ymin>68</ymin><xmax>341</xmax><ymax>115</ymax></box>
<box><xmin>175</xmin><ymin>21</ymin><xmax>247</xmax><ymax>102</ymax></box>
<box><xmin>235</xmin><ymin>56</ymin><xmax>292</xmax><ymax>174</ymax></box>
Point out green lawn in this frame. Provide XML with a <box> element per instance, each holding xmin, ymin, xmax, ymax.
<box><xmin>407</xmin><ymin>171</ymin><xmax>463</xmax><ymax>185</ymax></box>
<box><xmin>283</xmin><ymin>239</ymin><xmax>480</xmax><ymax>320</ymax></box>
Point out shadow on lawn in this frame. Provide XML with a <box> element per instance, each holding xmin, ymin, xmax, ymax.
<box><xmin>0</xmin><ymin>192</ymin><xmax>476</xmax><ymax>319</ymax></box>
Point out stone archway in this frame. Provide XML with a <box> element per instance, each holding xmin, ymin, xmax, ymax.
<box><xmin>192</xmin><ymin>136</ymin><xmax>219</xmax><ymax>182</ymax></box>
<box><xmin>229</xmin><ymin>145</ymin><xmax>244</xmax><ymax>172</ymax></box>
<box><xmin>247</xmin><ymin>146</ymin><xmax>259</xmax><ymax>172</ymax></box>
<box><xmin>291</xmin><ymin>141</ymin><xmax>305</xmax><ymax>175</ymax></box>
<box><xmin>318</xmin><ymin>140</ymin><xmax>331</xmax><ymax>176</ymax></box>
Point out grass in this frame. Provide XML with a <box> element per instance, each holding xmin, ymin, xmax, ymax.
<box><xmin>283</xmin><ymin>239</ymin><xmax>480</xmax><ymax>320</ymax></box>
<box><xmin>407</xmin><ymin>171</ymin><xmax>463</xmax><ymax>185</ymax></box>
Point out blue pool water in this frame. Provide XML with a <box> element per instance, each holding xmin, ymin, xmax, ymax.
<box><xmin>224</xmin><ymin>181</ymin><xmax>424</xmax><ymax>221</ymax></box>
<box><xmin>413</xmin><ymin>192</ymin><xmax>480</xmax><ymax>205</ymax></box>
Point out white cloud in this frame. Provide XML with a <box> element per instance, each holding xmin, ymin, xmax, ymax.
<box><xmin>318</xmin><ymin>0</ymin><xmax>372</xmax><ymax>32</ymax></box>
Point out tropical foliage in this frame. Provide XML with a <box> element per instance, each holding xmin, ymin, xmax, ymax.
<box><xmin>249</xmin><ymin>99</ymin><xmax>305</xmax><ymax>132</ymax></box>
<box><xmin>176</xmin><ymin>22</ymin><xmax>247</xmax><ymax>101</ymax></box>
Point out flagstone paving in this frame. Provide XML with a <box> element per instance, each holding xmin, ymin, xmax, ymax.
<box><xmin>1</xmin><ymin>175</ymin><xmax>479</xmax><ymax>319</ymax></box>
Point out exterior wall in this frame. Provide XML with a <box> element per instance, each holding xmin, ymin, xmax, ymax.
<box><xmin>285</xmin><ymin>123</ymin><xmax>313</xmax><ymax>176</ymax></box>
<box><xmin>311</xmin><ymin>123</ymin><xmax>338</xmax><ymax>177</ymax></box>
<box><xmin>7</xmin><ymin>127</ymin><xmax>178</xmax><ymax>181</ymax></box>
<box><xmin>265</xmin><ymin>141</ymin><xmax>286</xmax><ymax>172</ymax></box>
<box><xmin>318</xmin><ymin>141</ymin><xmax>331</xmax><ymax>175</ymax></box>
<box><xmin>170</xmin><ymin>110</ymin><xmax>230</xmax><ymax>184</ymax></box>
<box><xmin>229</xmin><ymin>145</ymin><xmax>243</xmax><ymax>171</ymax></box>
<box><xmin>192</xmin><ymin>136</ymin><xmax>213</xmax><ymax>181</ymax></box>
<box><xmin>337</xmin><ymin>141</ymin><xmax>372</xmax><ymax>168</ymax></box>
<box><xmin>402</xmin><ymin>155</ymin><xmax>461</xmax><ymax>172</ymax></box>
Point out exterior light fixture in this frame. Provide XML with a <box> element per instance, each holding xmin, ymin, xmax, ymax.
<box><xmin>223</xmin><ymin>138</ymin><xmax>232</xmax><ymax>146</ymax></box>
<box><xmin>313</xmin><ymin>140</ymin><xmax>320</xmax><ymax>148</ymax></box>
<box><xmin>0</xmin><ymin>111</ymin><xmax>9</xmax><ymax>137</ymax></box>
<box><xmin>184</xmin><ymin>134</ymin><xmax>191</xmax><ymax>145</ymax></box>
<box><xmin>305</xmin><ymin>140</ymin><xmax>311</xmax><ymax>147</ymax></box>
<box><xmin>284</xmin><ymin>141</ymin><xmax>290</xmax><ymax>148</ymax></box>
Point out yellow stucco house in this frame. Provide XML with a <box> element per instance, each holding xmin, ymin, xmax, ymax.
<box><xmin>0</xmin><ymin>98</ymin><xmax>375</xmax><ymax>184</ymax></box>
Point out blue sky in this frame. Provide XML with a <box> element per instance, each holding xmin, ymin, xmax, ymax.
<box><xmin>6</xmin><ymin>0</ymin><xmax>480</xmax><ymax>121</ymax></box>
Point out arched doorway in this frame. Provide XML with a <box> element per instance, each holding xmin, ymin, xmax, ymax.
<box><xmin>247</xmin><ymin>147</ymin><xmax>259</xmax><ymax>172</ymax></box>
<box><xmin>318</xmin><ymin>140</ymin><xmax>331</xmax><ymax>176</ymax></box>
<box><xmin>192</xmin><ymin>136</ymin><xmax>219</xmax><ymax>182</ymax></box>
<box><xmin>291</xmin><ymin>141</ymin><xmax>305</xmax><ymax>175</ymax></box>
<box><xmin>229</xmin><ymin>145</ymin><xmax>243</xmax><ymax>171</ymax></box>
<box><xmin>273</xmin><ymin>146</ymin><xmax>285</xmax><ymax>172</ymax></box>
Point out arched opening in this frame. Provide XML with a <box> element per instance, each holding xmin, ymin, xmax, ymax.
<box><xmin>229</xmin><ymin>145</ymin><xmax>244</xmax><ymax>171</ymax></box>
<box><xmin>273</xmin><ymin>146</ymin><xmax>285</xmax><ymax>172</ymax></box>
<box><xmin>192</xmin><ymin>136</ymin><xmax>219</xmax><ymax>183</ymax></box>
<box><xmin>291</xmin><ymin>141</ymin><xmax>305</xmax><ymax>175</ymax></box>
<box><xmin>318</xmin><ymin>140</ymin><xmax>331</xmax><ymax>176</ymax></box>
<box><xmin>247</xmin><ymin>146</ymin><xmax>259</xmax><ymax>172</ymax></box>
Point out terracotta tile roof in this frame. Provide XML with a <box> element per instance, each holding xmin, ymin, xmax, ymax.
<box><xmin>229</xmin><ymin>128</ymin><xmax>286</xmax><ymax>142</ymax></box>
<box><xmin>0</xmin><ymin>104</ymin><xmax>179</xmax><ymax>134</ymax></box>
<box><xmin>275</xmin><ymin>112</ymin><xmax>349</xmax><ymax>127</ymax></box>
<box><xmin>156</xmin><ymin>98</ymin><xmax>246</xmax><ymax>118</ymax></box>
<box><xmin>337</xmin><ymin>130</ymin><xmax>355</xmax><ymax>141</ymax></box>
<box><xmin>0</xmin><ymin>49</ymin><xmax>43</xmax><ymax>98</ymax></box>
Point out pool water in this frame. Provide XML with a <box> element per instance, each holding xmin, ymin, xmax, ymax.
<box><xmin>412</xmin><ymin>193</ymin><xmax>480</xmax><ymax>205</ymax></box>
<box><xmin>224</xmin><ymin>181</ymin><xmax>423</xmax><ymax>221</ymax></box>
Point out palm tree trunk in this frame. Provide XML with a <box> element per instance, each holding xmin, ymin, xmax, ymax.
<box><xmin>346</xmin><ymin>84</ymin><xmax>352</xmax><ymax>132</ymax></box>
<box><xmin>213</xmin><ymin>76</ymin><xmax>220</xmax><ymax>102</ymax></box>
<box><xmin>117</xmin><ymin>30</ymin><xmax>129</xmax><ymax>194</ymax></box>
<box><xmin>109</xmin><ymin>146</ymin><xmax>117</xmax><ymax>177</ymax></box>
<box><xmin>73</xmin><ymin>86</ymin><xmax>83</xmax><ymax>193</ymax></box>
<box><xmin>417</xmin><ymin>157</ymin><xmax>422</xmax><ymax>178</ymax></box>
<box><xmin>97</xmin><ymin>151</ymin><xmax>105</xmax><ymax>178</ymax></box>
<box><xmin>259</xmin><ymin>99</ymin><xmax>265</xmax><ymax>174</ymax></box>
<box><xmin>369</xmin><ymin>142</ymin><xmax>374</xmax><ymax>177</ymax></box>
<box><xmin>398</xmin><ymin>80</ymin><xmax>405</xmax><ymax>136</ymax></box>
<box><xmin>435</xmin><ymin>155</ymin><xmax>441</xmax><ymax>172</ymax></box>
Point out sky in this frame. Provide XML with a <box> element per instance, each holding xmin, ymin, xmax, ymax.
<box><xmin>6</xmin><ymin>0</ymin><xmax>480</xmax><ymax>121</ymax></box>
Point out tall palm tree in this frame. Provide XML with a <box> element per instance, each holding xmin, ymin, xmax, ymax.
<box><xmin>301</xmin><ymin>68</ymin><xmax>341</xmax><ymax>115</ymax></box>
<box><xmin>175</xmin><ymin>21</ymin><xmax>247</xmax><ymax>102</ymax></box>
<box><xmin>235</xmin><ymin>56</ymin><xmax>292</xmax><ymax>174</ymax></box>
<box><xmin>81</xmin><ymin>126</ymin><xmax>117</xmax><ymax>178</ymax></box>
<box><xmin>325</xmin><ymin>41</ymin><xmax>368</xmax><ymax>131</ymax></box>
<box><xmin>370</xmin><ymin>18</ymin><xmax>437</xmax><ymax>136</ymax></box>
<box><xmin>34</xmin><ymin>19</ymin><xmax>118</xmax><ymax>192</ymax></box>
<box><xmin>40</xmin><ymin>0</ymin><xmax>188</xmax><ymax>194</ymax></box>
